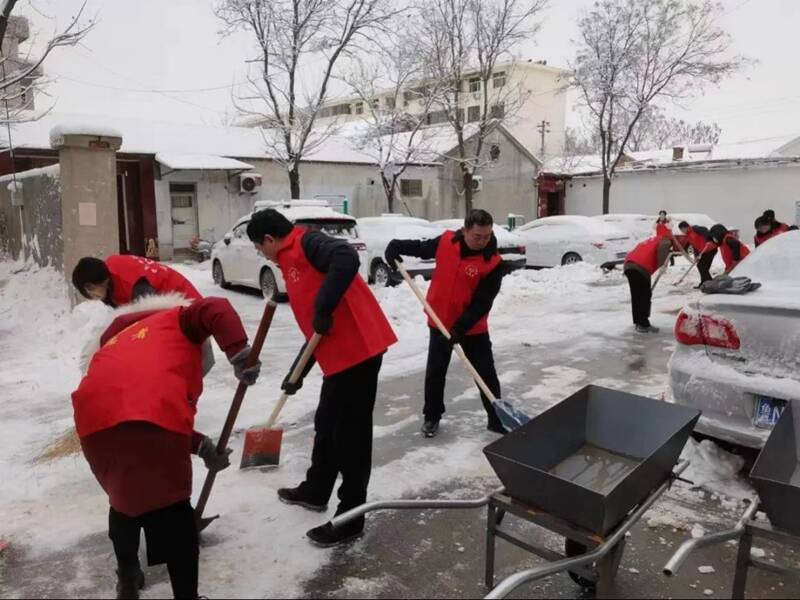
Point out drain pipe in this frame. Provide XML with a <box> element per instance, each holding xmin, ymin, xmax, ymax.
<box><xmin>663</xmin><ymin>499</ymin><xmax>759</xmax><ymax>577</ymax></box>
<box><xmin>485</xmin><ymin>460</ymin><xmax>690</xmax><ymax>599</ymax></box>
<box><xmin>331</xmin><ymin>488</ymin><xmax>504</xmax><ymax>529</ymax></box>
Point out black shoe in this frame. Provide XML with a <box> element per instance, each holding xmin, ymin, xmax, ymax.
<box><xmin>116</xmin><ymin>566</ymin><xmax>145</xmax><ymax>600</ymax></box>
<box><xmin>306</xmin><ymin>521</ymin><xmax>364</xmax><ymax>548</ymax></box>
<box><xmin>278</xmin><ymin>487</ymin><xmax>328</xmax><ymax>512</ymax></box>
<box><xmin>421</xmin><ymin>419</ymin><xmax>440</xmax><ymax>438</ymax></box>
<box><xmin>635</xmin><ymin>324</ymin><xmax>660</xmax><ymax>334</ymax></box>
<box><xmin>487</xmin><ymin>422</ymin><xmax>506</xmax><ymax>434</ymax></box>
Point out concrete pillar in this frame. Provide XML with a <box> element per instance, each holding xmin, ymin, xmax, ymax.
<box><xmin>50</xmin><ymin>125</ymin><xmax>122</xmax><ymax>305</ymax></box>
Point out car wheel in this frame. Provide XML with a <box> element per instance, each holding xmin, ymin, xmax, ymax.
<box><xmin>371</xmin><ymin>260</ymin><xmax>393</xmax><ymax>287</ymax></box>
<box><xmin>562</xmin><ymin>252</ymin><xmax>583</xmax><ymax>266</ymax></box>
<box><xmin>260</xmin><ymin>268</ymin><xmax>278</xmax><ymax>300</ymax></box>
<box><xmin>212</xmin><ymin>260</ymin><xmax>230</xmax><ymax>289</ymax></box>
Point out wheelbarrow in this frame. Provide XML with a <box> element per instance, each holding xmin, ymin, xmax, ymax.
<box><xmin>665</xmin><ymin>403</ymin><xmax>800</xmax><ymax>598</ymax></box>
<box><xmin>332</xmin><ymin>385</ymin><xmax>699</xmax><ymax>598</ymax></box>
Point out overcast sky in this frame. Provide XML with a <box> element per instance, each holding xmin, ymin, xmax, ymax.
<box><xmin>17</xmin><ymin>0</ymin><xmax>800</xmax><ymax>145</ymax></box>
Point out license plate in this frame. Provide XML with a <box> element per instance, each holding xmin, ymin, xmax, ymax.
<box><xmin>616</xmin><ymin>252</ymin><xmax>627</xmax><ymax>259</ymax></box>
<box><xmin>753</xmin><ymin>396</ymin><xmax>787</xmax><ymax>430</ymax></box>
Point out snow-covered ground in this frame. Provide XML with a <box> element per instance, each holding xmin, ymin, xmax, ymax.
<box><xmin>0</xmin><ymin>256</ymin><xmax>757</xmax><ymax>598</ymax></box>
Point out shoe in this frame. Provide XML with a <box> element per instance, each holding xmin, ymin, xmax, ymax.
<box><xmin>487</xmin><ymin>422</ymin><xmax>507</xmax><ymax>434</ymax></box>
<box><xmin>306</xmin><ymin>521</ymin><xmax>364</xmax><ymax>548</ymax></box>
<box><xmin>278</xmin><ymin>487</ymin><xmax>328</xmax><ymax>512</ymax></box>
<box><xmin>116</xmin><ymin>566</ymin><xmax>145</xmax><ymax>600</ymax></box>
<box><xmin>635</xmin><ymin>324</ymin><xmax>660</xmax><ymax>334</ymax></box>
<box><xmin>421</xmin><ymin>419</ymin><xmax>440</xmax><ymax>438</ymax></box>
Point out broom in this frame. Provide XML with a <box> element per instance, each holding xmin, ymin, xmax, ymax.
<box><xmin>239</xmin><ymin>333</ymin><xmax>323</xmax><ymax>469</ymax></box>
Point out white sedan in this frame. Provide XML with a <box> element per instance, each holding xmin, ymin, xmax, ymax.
<box><xmin>514</xmin><ymin>215</ymin><xmax>634</xmax><ymax>268</ymax></box>
<box><xmin>669</xmin><ymin>231</ymin><xmax>800</xmax><ymax>448</ymax></box>
<box><xmin>432</xmin><ymin>219</ymin><xmax>527</xmax><ymax>270</ymax></box>
<box><xmin>594</xmin><ymin>213</ymin><xmax>653</xmax><ymax>240</ymax></box>
<box><xmin>211</xmin><ymin>200</ymin><xmax>369</xmax><ymax>300</ymax></box>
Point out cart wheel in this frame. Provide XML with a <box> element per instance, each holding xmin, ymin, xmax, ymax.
<box><xmin>565</xmin><ymin>539</ymin><xmax>596</xmax><ymax>590</ymax></box>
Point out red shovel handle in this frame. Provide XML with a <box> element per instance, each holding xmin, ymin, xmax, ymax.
<box><xmin>196</xmin><ymin>299</ymin><xmax>277</xmax><ymax>524</ymax></box>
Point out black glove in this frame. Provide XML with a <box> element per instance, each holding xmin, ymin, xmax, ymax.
<box><xmin>448</xmin><ymin>325</ymin><xmax>466</xmax><ymax>347</ymax></box>
<box><xmin>281</xmin><ymin>374</ymin><xmax>303</xmax><ymax>396</ymax></box>
<box><xmin>385</xmin><ymin>241</ymin><xmax>403</xmax><ymax>272</ymax></box>
<box><xmin>313</xmin><ymin>312</ymin><xmax>333</xmax><ymax>335</ymax></box>
<box><xmin>197</xmin><ymin>436</ymin><xmax>233</xmax><ymax>472</ymax></box>
<box><xmin>229</xmin><ymin>346</ymin><xmax>261</xmax><ymax>386</ymax></box>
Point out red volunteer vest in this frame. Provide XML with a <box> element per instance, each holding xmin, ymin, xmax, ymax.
<box><xmin>426</xmin><ymin>231</ymin><xmax>502</xmax><ymax>335</ymax></box>
<box><xmin>655</xmin><ymin>222</ymin><xmax>672</xmax><ymax>239</ymax></box>
<box><xmin>719</xmin><ymin>234</ymin><xmax>750</xmax><ymax>270</ymax></box>
<box><xmin>686</xmin><ymin>228</ymin><xmax>708</xmax><ymax>253</ymax></box>
<box><xmin>72</xmin><ymin>308</ymin><xmax>203</xmax><ymax>438</ymax></box>
<box><xmin>625</xmin><ymin>237</ymin><xmax>663</xmax><ymax>275</ymax></box>
<box><xmin>107</xmin><ymin>255</ymin><xmax>202</xmax><ymax>306</ymax></box>
<box><xmin>277</xmin><ymin>227</ymin><xmax>397</xmax><ymax>377</ymax></box>
<box><xmin>755</xmin><ymin>223</ymin><xmax>790</xmax><ymax>246</ymax></box>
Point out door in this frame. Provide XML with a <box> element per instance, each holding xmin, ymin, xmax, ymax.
<box><xmin>170</xmin><ymin>184</ymin><xmax>198</xmax><ymax>252</ymax></box>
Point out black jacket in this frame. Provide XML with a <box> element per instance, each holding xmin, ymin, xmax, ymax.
<box><xmin>301</xmin><ymin>230</ymin><xmax>360</xmax><ymax>317</ymax></box>
<box><xmin>386</xmin><ymin>231</ymin><xmax>505</xmax><ymax>334</ymax></box>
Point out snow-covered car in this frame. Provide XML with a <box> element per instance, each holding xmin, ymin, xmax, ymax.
<box><xmin>594</xmin><ymin>214</ymin><xmax>653</xmax><ymax>241</ymax></box>
<box><xmin>513</xmin><ymin>216</ymin><xmax>634</xmax><ymax>268</ymax></box>
<box><xmin>432</xmin><ymin>219</ymin><xmax>527</xmax><ymax>271</ymax></box>
<box><xmin>357</xmin><ymin>214</ymin><xmax>443</xmax><ymax>286</ymax></box>
<box><xmin>211</xmin><ymin>200</ymin><xmax>368</xmax><ymax>300</ymax></box>
<box><xmin>669</xmin><ymin>231</ymin><xmax>800</xmax><ymax>448</ymax></box>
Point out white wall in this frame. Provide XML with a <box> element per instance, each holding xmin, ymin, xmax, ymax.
<box><xmin>564</xmin><ymin>162</ymin><xmax>800</xmax><ymax>237</ymax></box>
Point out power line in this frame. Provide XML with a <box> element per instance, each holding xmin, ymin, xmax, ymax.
<box><xmin>50</xmin><ymin>73</ymin><xmax>248</xmax><ymax>94</ymax></box>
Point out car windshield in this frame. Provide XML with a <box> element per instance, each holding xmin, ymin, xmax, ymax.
<box><xmin>296</xmin><ymin>219</ymin><xmax>359</xmax><ymax>239</ymax></box>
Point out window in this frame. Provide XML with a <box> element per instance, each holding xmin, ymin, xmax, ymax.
<box><xmin>493</xmin><ymin>71</ymin><xmax>506</xmax><ymax>88</ymax></box>
<box><xmin>372</xmin><ymin>98</ymin><xmax>380</xmax><ymax>109</ymax></box>
<box><xmin>233</xmin><ymin>222</ymin><xmax>249</xmax><ymax>239</ymax></box>
<box><xmin>171</xmin><ymin>196</ymin><xmax>193</xmax><ymax>209</ymax></box>
<box><xmin>468</xmin><ymin>78</ymin><xmax>481</xmax><ymax>93</ymax></box>
<box><xmin>427</xmin><ymin>110</ymin><xmax>449</xmax><ymax>125</ymax></box>
<box><xmin>468</xmin><ymin>105</ymin><xmax>481</xmax><ymax>123</ymax></box>
<box><xmin>400</xmin><ymin>179</ymin><xmax>423</xmax><ymax>197</ymax></box>
<box><xmin>491</xmin><ymin>103</ymin><xmax>505</xmax><ymax>119</ymax></box>
<box><xmin>354</xmin><ymin>102</ymin><xmax>364</xmax><ymax>115</ymax></box>
<box><xmin>386</xmin><ymin>97</ymin><xmax>396</xmax><ymax>109</ymax></box>
<box><xmin>170</xmin><ymin>183</ymin><xmax>196</xmax><ymax>194</ymax></box>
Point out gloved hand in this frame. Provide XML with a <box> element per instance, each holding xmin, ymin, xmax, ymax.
<box><xmin>448</xmin><ymin>325</ymin><xmax>466</xmax><ymax>347</ymax></box>
<box><xmin>197</xmin><ymin>436</ymin><xmax>233</xmax><ymax>472</ymax></box>
<box><xmin>385</xmin><ymin>242</ymin><xmax>403</xmax><ymax>272</ymax></box>
<box><xmin>313</xmin><ymin>312</ymin><xmax>333</xmax><ymax>335</ymax></box>
<box><xmin>281</xmin><ymin>373</ymin><xmax>303</xmax><ymax>396</ymax></box>
<box><xmin>229</xmin><ymin>346</ymin><xmax>261</xmax><ymax>386</ymax></box>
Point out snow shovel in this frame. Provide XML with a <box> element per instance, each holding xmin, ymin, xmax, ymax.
<box><xmin>395</xmin><ymin>261</ymin><xmax>530</xmax><ymax>432</ymax></box>
<box><xmin>650</xmin><ymin>253</ymin><xmax>678</xmax><ymax>292</ymax></box>
<box><xmin>673</xmin><ymin>253</ymin><xmax>702</xmax><ymax>286</ymax></box>
<box><xmin>239</xmin><ymin>333</ymin><xmax>323</xmax><ymax>469</ymax></box>
<box><xmin>195</xmin><ymin>299</ymin><xmax>278</xmax><ymax>532</ymax></box>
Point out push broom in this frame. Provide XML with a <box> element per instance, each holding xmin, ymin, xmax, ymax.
<box><xmin>196</xmin><ymin>299</ymin><xmax>277</xmax><ymax>532</ymax></box>
<box><xmin>239</xmin><ymin>333</ymin><xmax>323</xmax><ymax>469</ymax></box>
<box><xmin>395</xmin><ymin>261</ymin><xmax>530</xmax><ymax>432</ymax></box>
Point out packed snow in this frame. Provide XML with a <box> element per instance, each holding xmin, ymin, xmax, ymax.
<box><xmin>0</xmin><ymin>255</ymin><xmax>762</xmax><ymax>597</ymax></box>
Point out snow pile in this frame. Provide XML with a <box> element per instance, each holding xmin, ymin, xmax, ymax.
<box><xmin>681</xmin><ymin>439</ymin><xmax>754</xmax><ymax>500</ymax></box>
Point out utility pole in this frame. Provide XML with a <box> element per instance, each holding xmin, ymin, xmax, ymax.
<box><xmin>537</xmin><ymin>119</ymin><xmax>551</xmax><ymax>158</ymax></box>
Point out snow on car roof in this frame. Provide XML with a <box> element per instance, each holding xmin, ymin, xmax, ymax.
<box><xmin>595</xmin><ymin>213</ymin><xmax>651</xmax><ymax>221</ymax></box>
<box><xmin>234</xmin><ymin>200</ymin><xmax>356</xmax><ymax>228</ymax></box>
<box><xmin>432</xmin><ymin>219</ymin><xmax>523</xmax><ymax>246</ymax></box>
<box><xmin>730</xmin><ymin>230</ymin><xmax>800</xmax><ymax>284</ymax></box>
<box><xmin>517</xmin><ymin>215</ymin><xmax>629</xmax><ymax>237</ymax></box>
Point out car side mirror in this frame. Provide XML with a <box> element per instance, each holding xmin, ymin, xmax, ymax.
<box><xmin>224</xmin><ymin>235</ymin><xmax>231</xmax><ymax>246</ymax></box>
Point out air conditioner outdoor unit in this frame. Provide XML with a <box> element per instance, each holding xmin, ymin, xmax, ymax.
<box><xmin>240</xmin><ymin>173</ymin><xmax>262</xmax><ymax>193</ymax></box>
<box><xmin>471</xmin><ymin>175</ymin><xmax>483</xmax><ymax>192</ymax></box>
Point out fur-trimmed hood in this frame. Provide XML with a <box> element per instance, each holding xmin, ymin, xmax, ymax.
<box><xmin>79</xmin><ymin>293</ymin><xmax>193</xmax><ymax>374</ymax></box>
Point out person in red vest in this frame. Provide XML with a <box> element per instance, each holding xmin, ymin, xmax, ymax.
<box><xmin>247</xmin><ymin>209</ymin><xmax>397</xmax><ymax>547</ymax></box>
<box><xmin>623</xmin><ymin>236</ymin><xmax>674</xmax><ymax>333</ymax></box>
<box><xmin>756</xmin><ymin>211</ymin><xmax>797</xmax><ymax>246</ymax></box>
<box><xmin>678</xmin><ymin>221</ymin><xmax>717</xmax><ymax>284</ymax></box>
<box><xmin>72</xmin><ymin>295</ymin><xmax>261</xmax><ymax>599</ymax></box>
<box><xmin>654</xmin><ymin>210</ymin><xmax>672</xmax><ymax>239</ymax></box>
<box><xmin>710</xmin><ymin>224</ymin><xmax>750</xmax><ymax>273</ymax></box>
<box><xmin>71</xmin><ymin>255</ymin><xmax>202</xmax><ymax>307</ymax></box>
<box><xmin>385</xmin><ymin>209</ymin><xmax>506</xmax><ymax>438</ymax></box>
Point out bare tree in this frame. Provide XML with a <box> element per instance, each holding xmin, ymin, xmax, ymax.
<box><xmin>419</xmin><ymin>0</ymin><xmax>547</xmax><ymax>214</ymax></box>
<box><xmin>572</xmin><ymin>0</ymin><xmax>742</xmax><ymax>214</ymax></box>
<box><xmin>342</xmin><ymin>36</ymin><xmax>441</xmax><ymax>213</ymax></box>
<box><xmin>0</xmin><ymin>1</ymin><xmax>94</xmax><ymax>129</ymax></box>
<box><xmin>627</xmin><ymin>106</ymin><xmax>721</xmax><ymax>151</ymax></box>
<box><xmin>216</xmin><ymin>0</ymin><xmax>400</xmax><ymax>199</ymax></box>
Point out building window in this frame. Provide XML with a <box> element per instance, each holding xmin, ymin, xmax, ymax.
<box><xmin>493</xmin><ymin>71</ymin><xmax>506</xmax><ymax>88</ymax></box>
<box><xmin>170</xmin><ymin>183</ymin><xmax>196</xmax><ymax>194</ymax></box>
<box><xmin>354</xmin><ymin>102</ymin><xmax>364</xmax><ymax>115</ymax></box>
<box><xmin>468</xmin><ymin>105</ymin><xmax>481</xmax><ymax>123</ymax></box>
<box><xmin>427</xmin><ymin>110</ymin><xmax>449</xmax><ymax>125</ymax></box>
<box><xmin>386</xmin><ymin>97</ymin><xmax>396</xmax><ymax>109</ymax></box>
<box><xmin>468</xmin><ymin>78</ymin><xmax>481</xmax><ymax>93</ymax></box>
<box><xmin>491</xmin><ymin>103</ymin><xmax>505</xmax><ymax>119</ymax></box>
<box><xmin>372</xmin><ymin>98</ymin><xmax>380</xmax><ymax>109</ymax></box>
<box><xmin>400</xmin><ymin>179</ymin><xmax>423</xmax><ymax>197</ymax></box>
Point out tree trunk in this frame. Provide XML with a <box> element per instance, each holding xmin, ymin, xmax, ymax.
<box><xmin>289</xmin><ymin>165</ymin><xmax>301</xmax><ymax>200</ymax></box>
<box><xmin>382</xmin><ymin>176</ymin><xmax>394</xmax><ymax>213</ymax></box>
<box><xmin>602</xmin><ymin>175</ymin><xmax>611</xmax><ymax>214</ymax></box>
<box><xmin>463</xmin><ymin>171</ymin><xmax>473</xmax><ymax>214</ymax></box>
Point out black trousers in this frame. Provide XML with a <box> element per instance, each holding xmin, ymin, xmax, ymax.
<box><xmin>697</xmin><ymin>249</ymin><xmax>716</xmax><ymax>283</ymax></box>
<box><xmin>424</xmin><ymin>327</ymin><xmax>503</xmax><ymax>429</ymax></box>
<box><xmin>624</xmin><ymin>269</ymin><xmax>652</xmax><ymax>327</ymax></box>
<box><xmin>299</xmin><ymin>354</ymin><xmax>383</xmax><ymax>524</ymax></box>
<box><xmin>108</xmin><ymin>500</ymin><xmax>199</xmax><ymax>599</ymax></box>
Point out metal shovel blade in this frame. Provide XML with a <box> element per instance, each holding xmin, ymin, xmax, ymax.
<box><xmin>494</xmin><ymin>400</ymin><xmax>531</xmax><ymax>432</ymax></box>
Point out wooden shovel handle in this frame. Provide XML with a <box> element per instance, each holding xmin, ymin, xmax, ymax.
<box><xmin>264</xmin><ymin>333</ymin><xmax>323</xmax><ymax>430</ymax></box>
<box><xmin>395</xmin><ymin>261</ymin><xmax>499</xmax><ymax>403</ymax></box>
